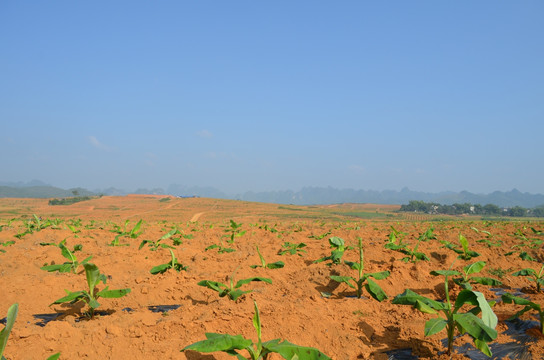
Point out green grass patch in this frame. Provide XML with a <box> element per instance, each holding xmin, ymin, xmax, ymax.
<box><xmin>277</xmin><ymin>206</ymin><xmax>304</xmax><ymax>211</ymax></box>
<box><xmin>332</xmin><ymin>211</ymin><xmax>389</xmax><ymax>219</ymax></box>
<box><xmin>268</xmin><ymin>212</ymin><xmax>343</xmax><ymax>221</ymax></box>
<box><xmin>49</xmin><ymin>196</ymin><xmax>99</xmax><ymax>206</ymax></box>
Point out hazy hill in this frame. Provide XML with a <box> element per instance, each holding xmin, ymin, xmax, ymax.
<box><xmin>1</xmin><ymin>181</ymin><xmax>543</xmax><ymax>208</ymax></box>
<box><xmin>0</xmin><ymin>185</ymin><xmax>95</xmax><ymax>198</ymax></box>
<box><xmin>235</xmin><ymin>187</ymin><xmax>544</xmax><ymax>208</ymax></box>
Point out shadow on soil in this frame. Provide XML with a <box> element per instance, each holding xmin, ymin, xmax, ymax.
<box><xmin>383</xmin><ymin>317</ymin><xmax>540</xmax><ymax>360</ymax></box>
<box><xmin>33</xmin><ymin>313</ymin><xmax>63</xmax><ymax>327</ymax></box>
<box><xmin>456</xmin><ymin>318</ymin><xmax>539</xmax><ymax>360</ymax></box>
<box><xmin>358</xmin><ymin>322</ymin><xmax>434</xmax><ymax>359</ymax></box>
<box><xmin>148</xmin><ymin>304</ymin><xmax>181</xmax><ymax>313</ymax></box>
<box><xmin>184</xmin><ymin>295</ymin><xmax>208</xmax><ymax>306</ymax></box>
<box><xmin>430</xmin><ymin>251</ymin><xmax>448</xmax><ymax>264</ymax></box>
<box><xmin>33</xmin><ymin>308</ymin><xmax>115</xmax><ymax>326</ymax></box>
<box><xmin>386</xmin><ymin>348</ymin><xmax>419</xmax><ymax>360</ymax></box>
<box><xmin>183</xmin><ymin>350</ymin><xmax>216</xmax><ymax>360</ymax></box>
<box><xmin>314</xmin><ymin>269</ymin><xmax>341</xmax><ymax>296</ymax></box>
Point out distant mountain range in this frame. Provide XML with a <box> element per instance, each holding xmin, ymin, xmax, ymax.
<box><xmin>1</xmin><ymin>181</ymin><xmax>543</xmax><ymax>208</ymax></box>
<box><xmin>0</xmin><ymin>180</ymin><xmax>95</xmax><ymax>199</ymax></box>
<box><xmin>236</xmin><ymin>187</ymin><xmax>544</xmax><ymax>208</ymax></box>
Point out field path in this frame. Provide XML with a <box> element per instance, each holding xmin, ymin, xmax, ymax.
<box><xmin>190</xmin><ymin>201</ymin><xmax>220</xmax><ymax>222</ymax></box>
<box><xmin>125</xmin><ymin>201</ymin><xmax>176</xmax><ymax>219</ymax></box>
<box><xmin>189</xmin><ymin>212</ymin><xmax>205</xmax><ymax>222</ymax></box>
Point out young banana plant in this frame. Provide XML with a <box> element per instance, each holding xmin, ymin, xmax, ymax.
<box><xmin>183</xmin><ymin>301</ymin><xmax>331</xmax><ymax>359</ymax></box>
<box><xmin>51</xmin><ymin>263</ymin><xmax>131</xmax><ymax>318</ymax></box>
<box><xmin>330</xmin><ymin>237</ymin><xmax>390</xmax><ymax>300</ymax></box>
<box><xmin>393</xmin><ymin>270</ymin><xmax>498</xmax><ymax>357</ymax></box>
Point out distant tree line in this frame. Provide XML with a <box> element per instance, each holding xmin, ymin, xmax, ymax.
<box><xmin>48</xmin><ymin>195</ymin><xmax>101</xmax><ymax>206</ymax></box>
<box><xmin>400</xmin><ymin>200</ymin><xmax>544</xmax><ymax>218</ymax></box>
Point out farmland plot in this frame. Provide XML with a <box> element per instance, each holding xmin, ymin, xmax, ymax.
<box><xmin>0</xmin><ymin>197</ymin><xmax>543</xmax><ymax>359</ymax></box>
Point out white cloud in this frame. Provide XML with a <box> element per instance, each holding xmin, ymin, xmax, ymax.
<box><xmin>144</xmin><ymin>152</ymin><xmax>157</xmax><ymax>167</ymax></box>
<box><xmin>88</xmin><ymin>136</ymin><xmax>111</xmax><ymax>151</ymax></box>
<box><xmin>348</xmin><ymin>165</ymin><xmax>365</xmax><ymax>173</ymax></box>
<box><xmin>203</xmin><ymin>151</ymin><xmax>237</xmax><ymax>160</ymax></box>
<box><xmin>204</xmin><ymin>151</ymin><xmax>221</xmax><ymax>159</ymax></box>
<box><xmin>196</xmin><ymin>129</ymin><xmax>213</xmax><ymax>138</ymax></box>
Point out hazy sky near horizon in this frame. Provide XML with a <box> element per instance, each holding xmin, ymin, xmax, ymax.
<box><xmin>1</xmin><ymin>2</ymin><xmax>543</xmax><ymax>194</ymax></box>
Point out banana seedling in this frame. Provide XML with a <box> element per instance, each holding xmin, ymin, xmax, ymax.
<box><xmin>0</xmin><ymin>304</ymin><xmax>18</xmax><ymax>360</ymax></box>
<box><xmin>150</xmin><ymin>249</ymin><xmax>187</xmax><ymax>274</ymax></box>
<box><xmin>51</xmin><ymin>263</ymin><xmax>131</xmax><ymax>318</ymax></box>
<box><xmin>0</xmin><ymin>241</ymin><xmax>15</xmax><ymax>254</ymax></box>
<box><xmin>182</xmin><ymin>301</ymin><xmax>331</xmax><ymax>359</ymax></box>
<box><xmin>250</xmin><ymin>245</ymin><xmax>284</xmax><ymax>269</ymax></box>
<box><xmin>0</xmin><ymin>304</ymin><xmax>60</xmax><ymax>360</ymax></box>
<box><xmin>109</xmin><ymin>219</ymin><xmax>143</xmax><ymax>246</ymax></box>
<box><xmin>393</xmin><ymin>271</ymin><xmax>498</xmax><ymax>357</ymax></box>
<box><xmin>41</xmin><ymin>240</ymin><xmax>91</xmax><ymax>274</ymax></box>
<box><xmin>441</xmin><ymin>234</ymin><xmax>480</xmax><ymax>260</ymax></box>
<box><xmin>0</xmin><ymin>218</ymin><xmax>15</xmax><ymax>232</ymax></box>
<box><xmin>224</xmin><ymin>219</ymin><xmax>246</xmax><ymax>244</ymax></box>
<box><xmin>277</xmin><ymin>242</ymin><xmax>307</xmax><ymax>256</ymax></box>
<box><xmin>418</xmin><ymin>226</ymin><xmax>437</xmax><ymax>242</ymax></box>
<box><xmin>198</xmin><ymin>271</ymin><xmax>272</xmax><ymax>301</ymax></box>
<box><xmin>386</xmin><ymin>234</ymin><xmax>429</xmax><ymax>263</ymax></box>
<box><xmin>330</xmin><ymin>238</ymin><xmax>390</xmax><ymax>300</ymax></box>
<box><xmin>384</xmin><ymin>225</ymin><xmax>407</xmax><ymax>250</ymax></box>
<box><xmin>505</xmin><ymin>228</ymin><xmax>543</xmax><ymax>257</ymax></box>
<box><xmin>139</xmin><ymin>227</ymin><xmax>179</xmax><ymax>251</ymax></box>
<box><xmin>15</xmin><ymin>214</ymin><xmax>52</xmax><ymax>238</ymax></box>
<box><xmin>65</xmin><ymin>218</ymin><xmax>82</xmax><ymax>234</ymax></box>
<box><xmin>205</xmin><ymin>242</ymin><xmax>236</xmax><ymax>253</ymax></box>
<box><xmin>384</xmin><ymin>226</ymin><xmax>434</xmax><ymax>263</ymax></box>
<box><xmin>308</xmin><ymin>230</ymin><xmax>331</xmax><ymax>240</ymax></box>
<box><xmin>512</xmin><ymin>263</ymin><xmax>544</xmax><ymax>292</ymax></box>
<box><xmin>313</xmin><ymin>237</ymin><xmax>349</xmax><ymax>265</ymax></box>
<box><xmin>471</xmin><ymin>227</ymin><xmax>502</xmax><ymax>248</ymax></box>
<box><xmin>502</xmin><ymin>293</ymin><xmax>543</xmax><ymax>334</ymax></box>
<box><xmin>431</xmin><ymin>261</ymin><xmax>502</xmax><ymax>291</ymax></box>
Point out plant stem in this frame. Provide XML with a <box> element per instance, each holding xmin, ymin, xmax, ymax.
<box><xmin>539</xmin><ymin>309</ymin><xmax>543</xmax><ymax>334</ymax></box>
<box><xmin>446</xmin><ymin>319</ymin><xmax>454</xmax><ymax>355</ymax></box>
<box><xmin>537</xmin><ymin>264</ymin><xmax>543</xmax><ymax>292</ymax></box>
<box><xmin>411</xmin><ymin>238</ymin><xmax>422</xmax><ymax>263</ymax></box>
<box><xmin>357</xmin><ymin>237</ymin><xmax>364</xmax><ymax>299</ymax></box>
<box><xmin>358</xmin><ymin>238</ymin><xmax>364</xmax><ymax>279</ymax></box>
<box><xmin>444</xmin><ymin>274</ymin><xmax>454</xmax><ymax>355</ymax></box>
<box><xmin>170</xmin><ymin>250</ymin><xmax>176</xmax><ymax>269</ymax></box>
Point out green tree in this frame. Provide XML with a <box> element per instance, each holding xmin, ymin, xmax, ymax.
<box><xmin>483</xmin><ymin>204</ymin><xmax>501</xmax><ymax>215</ymax></box>
<box><xmin>508</xmin><ymin>206</ymin><xmax>526</xmax><ymax>217</ymax></box>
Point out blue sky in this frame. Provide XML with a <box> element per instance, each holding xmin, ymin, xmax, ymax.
<box><xmin>1</xmin><ymin>1</ymin><xmax>543</xmax><ymax>194</ymax></box>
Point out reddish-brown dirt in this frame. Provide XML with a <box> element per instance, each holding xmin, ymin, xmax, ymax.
<box><xmin>0</xmin><ymin>196</ymin><xmax>543</xmax><ymax>359</ymax></box>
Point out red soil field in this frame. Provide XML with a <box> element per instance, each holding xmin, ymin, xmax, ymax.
<box><xmin>1</xmin><ymin>196</ymin><xmax>543</xmax><ymax>359</ymax></box>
